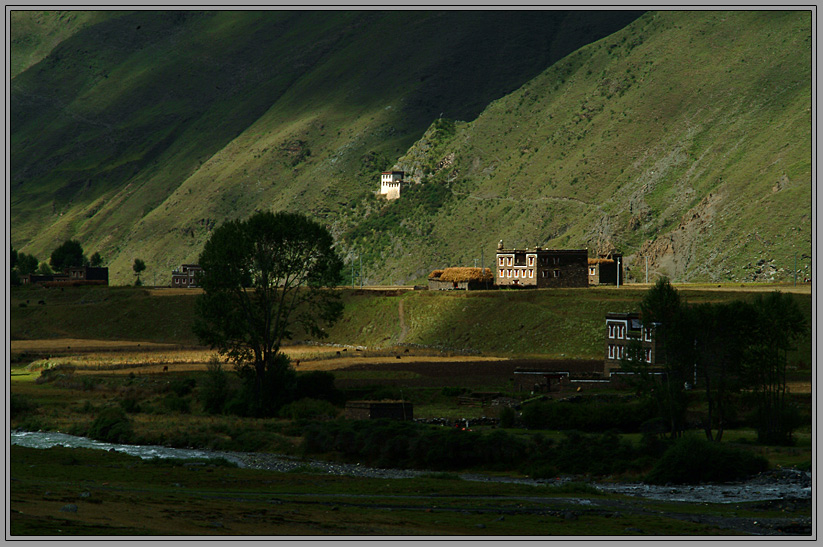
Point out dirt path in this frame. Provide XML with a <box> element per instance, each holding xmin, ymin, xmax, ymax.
<box><xmin>397</xmin><ymin>299</ymin><xmax>409</xmax><ymax>344</ymax></box>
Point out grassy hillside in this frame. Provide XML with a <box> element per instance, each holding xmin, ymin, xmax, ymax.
<box><xmin>10</xmin><ymin>285</ymin><xmax>813</xmax><ymax>367</ymax></box>
<box><xmin>340</xmin><ymin>10</ymin><xmax>812</xmax><ymax>284</ymax></box>
<box><xmin>10</xmin><ymin>10</ymin><xmax>641</xmax><ymax>285</ymax></box>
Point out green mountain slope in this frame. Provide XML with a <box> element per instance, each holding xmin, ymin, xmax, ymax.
<box><xmin>341</xmin><ymin>10</ymin><xmax>812</xmax><ymax>284</ymax></box>
<box><xmin>10</xmin><ymin>10</ymin><xmax>642</xmax><ymax>284</ymax></box>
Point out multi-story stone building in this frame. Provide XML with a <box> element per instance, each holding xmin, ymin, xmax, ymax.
<box><xmin>603</xmin><ymin>312</ymin><xmax>663</xmax><ymax>373</ymax></box>
<box><xmin>171</xmin><ymin>264</ymin><xmax>203</xmax><ymax>288</ymax></box>
<box><xmin>495</xmin><ymin>241</ymin><xmax>588</xmax><ymax>288</ymax></box>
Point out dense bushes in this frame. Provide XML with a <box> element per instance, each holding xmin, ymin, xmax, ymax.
<box><xmin>645</xmin><ymin>436</ymin><xmax>768</xmax><ymax>484</ymax></box>
<box><xmin>10</xmin><ymin>394</ymin><xmax>38</xmax><ymax>418</ymax></box>
<box><xmin>279</xmin><ymin>398</ymin><xmax>338</xmax><ymax>421</ymax></box>
<box><xmin>293</xmin><ymin>371</ymin><xmax>343</xmax><ymax>405</ymax></box>
<box><xmin>195</xmin><ymin>358</ymin><xmax>343</xmax><ymax>417</ymax></box>
<box><xmin>87</xmin><ymin>407</ymin><xmax>133</xmax><ymax>443</ymax></box>
<box><xmin>520</xmin><ymin>398</ymin><xmax>655</xmax><ymax>433</ymax></box>
<box><xmin>301</xmin><ymin>420</ymin><xmax>650</xmax><ymax>476</ymax></box>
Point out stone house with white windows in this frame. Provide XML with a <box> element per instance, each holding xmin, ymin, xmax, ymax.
<box><xmin>494</xmin><ymin>240</ymin><xmax>588</xmax><ymax>288</ymax></box>
<box><xmin>171</xmin><ymin>264</ymin><xmax>203</xmax><ymax>288</ymax></box>
<box><xmin>603</xmin><ymin>312</ymin><xmax>663</xmax><ymax>374</ymax></box>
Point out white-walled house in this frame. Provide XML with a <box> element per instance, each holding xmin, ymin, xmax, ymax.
<box><xmin>379</xmin><ymin>171</ymin><xmax>406</xmax><ymax>200</ymax></box>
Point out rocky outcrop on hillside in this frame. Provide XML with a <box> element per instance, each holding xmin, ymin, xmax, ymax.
<box><xmin>629</xmin><ymin>192</ymin><xmax>722</xmax><ymax>282</ymax></box>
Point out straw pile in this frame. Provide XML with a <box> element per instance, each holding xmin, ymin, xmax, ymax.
<box><xmin>437</xmin><ymin>267</ymin><xmax>494</xmax><ymax>283</ymax></box>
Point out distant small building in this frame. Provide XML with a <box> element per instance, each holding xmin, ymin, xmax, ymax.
<box><xmin>495</xmin><ymin>240</ymin><xmax>588</xmax><ymax>288</ymax></box>
<box><xmin>171</xmin><ymin>264</ymin><xmax>203</xmax><ymax>288</ymax></box>
<box><xmin>588</xmin><ymin>252</ymin><xmax>623</xmax><ymax>285</ymax></box>
<box><xmin>22</xmin><ymin>267</ymin><xmax>108</xmax><ymax>287</ymax></box>
<box><xmin>20</xmin><ymin>273</ymin><xmax>69</xmax><ymax>285</ymax></box>
<box><xmin>379</xmin><ymin>171</ymin><xmax>406</xmax><ymax>200</ymax></box>
<box><xmin>428</xmin><ymin>267</ymin><xmax>493</xmax><ymax>290</ymax></box>
<box><xmin>604</xmin><ymin>312</ymin><xmax>663</xmax><ymax>374</ymax></box>
<box><xmin>68</xmin><ymin>266</ymin><xmax>109</xmax><ymax>285</ymax></box>
<box><xmin>344</xmin><ymin>400</ymin><xmax>413</xmax><ymax>421</ymax></box>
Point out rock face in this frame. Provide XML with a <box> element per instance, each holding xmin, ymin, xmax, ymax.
<box><xmin>631</xmin><ymin>192</ymin><xmax>722</xmax><ymax>281</ymax></box>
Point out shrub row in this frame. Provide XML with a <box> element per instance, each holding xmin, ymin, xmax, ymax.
<box><xmin>301</xmin><ymin>419</ymin><xmax>769</xmax><ymax>482</ymax></box>
<box><xmin>520</xmin><ymin>399</ymin><xmax>656</xmax><ymax>433</ymax></box>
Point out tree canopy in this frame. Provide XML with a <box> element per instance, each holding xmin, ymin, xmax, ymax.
<box><xmin>623</xmin><ymin>279</ymin><xmax>807</xmax><ymax>444</ymax></box>
<box><xmin>50</xmin><ymin>240</ymin><xmax>86</xmax><ymax>272</ymax></box>
<box><xmin>193</xmin><ymin>210</ymin><xmax>344</xmax><ymax>416</ymax></box>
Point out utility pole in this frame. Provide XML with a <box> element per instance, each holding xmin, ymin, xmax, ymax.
<box><xmin>617</xmin><ymin>257</ymin><xmax>621</xmax><ymax>288</ymax></box>
<box><xmin>481</xmin><ymin>248</ymin><xmax>485</xmax><ymax>289</ymax></box>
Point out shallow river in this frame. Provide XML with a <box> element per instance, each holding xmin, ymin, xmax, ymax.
<box><xmin>11</xmin><ymin>430</ymin><xmax>811</xmax><ymax>505</ymax></box>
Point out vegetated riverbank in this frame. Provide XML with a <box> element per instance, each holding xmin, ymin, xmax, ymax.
<box><xmin>10</xmin><ymin>430</ymin><xmax>812</xmax><ymax>504</ymax></box>
<box><xmin>10</xmin><ymin>432</ymin><xmax>813</xmax><ymax>536</ymax></box>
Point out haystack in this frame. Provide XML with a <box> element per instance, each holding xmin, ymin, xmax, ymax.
<box><xmin>437</xmin><ymin>267</ymin><xmax>494</xmax><ymax>283</ymax></box>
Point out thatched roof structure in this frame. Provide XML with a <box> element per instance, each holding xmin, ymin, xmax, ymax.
<box><xmin>432</xmin><ymin>267</ymin><xmax>494</xmax><ymax>283</ymax></box>
<box><xmin>588</xmin><ymin>258</ymin><xmax>615</xmax><ymax>265</ymax></box>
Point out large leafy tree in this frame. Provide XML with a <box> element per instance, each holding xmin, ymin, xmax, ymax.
<box><xmin>193</xmin><ymin>211</ymin><xmax>344</xmax><ymax>416</ymax></box>
<box><xmin>16</xmin><ymin>253</ymin><xmax>39</xmax><ymax>275</ymax></box>
<box><xmin>132</xmin><ymin>258</ymin><xmax>146</xmax><ymax>286</ymax></box>
<box><xmin>625</xmin><ymin>278</ymin><xmax>692</xmax><ymax>439</ymax></box>
<box><xmin>746</xmin><ymin>291</ymin><xmax>806</xmax><ymax>445</ymax></box>
<box><xmin>686</xmin><ymin>301</ymin><xmax>756</xmax><ymax>442</ymax></box>
<box><xmin>50</xmin><ymin>240</ymin><xmax>86</xmax><ymax>272</ymax></box>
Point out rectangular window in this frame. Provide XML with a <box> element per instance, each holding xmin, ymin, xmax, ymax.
<box><xmin>553</xmin><ymin>270</ymin><xmax>560</xmax><ymax>278</ymax></box>
<box><xmin>507</xmin><ymin>269</ymin><xmax>512</xmax><ymax>278</ymax></box>
<box><xmin>644</xmin><ymin>328</ymin><xmax>652</xmax><ymax>342</ymax></box>
<box><xmin>499</xmin><ymin>257</ymin><xmax>504</xmax><ymax>266</ymax></box>
<box><xmin>608</xmin><ymin>324</ymin><xmax>615</xmax><ymax>339</ymax></box>
<box><xmin>589</xmin><ymin>267</ymin><xmax>596</xmax><ymax>275</ymax></box>
<box><xmin>499</xmin><ymin>269</ymin><xmax>504</xmax><ymax>278</ymax></box>
<box><xmin>514</xmin><ymin>270</ymin><xmax>519</xmax><ymax>278</ymax></box>
<box><xmin>617</xmin><ymin>325</ymin><xmax>624</xmax><ymax>339</ymax></box>
<box><xmin>528</xmin><ymin>256</ymin><xmax>534</xmax><ymax>266</ymax></box>
<box><xmin>528</xmin><ymin>269</ymin><xmax>533</xmax><ymax>279</ymax></box>
<box><xmin>645</xmin><ymin>348</ymin><xmax>652</xmax><ymax>363</ymax></box>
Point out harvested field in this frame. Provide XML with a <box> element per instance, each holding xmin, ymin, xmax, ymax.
<box><xmin>335</xmin><ymin>359</ymin><xmax>603</xmax><ymax>388</ymax></box>
<box><xmin>10</xmin><ymin>338</ymin><xmax>181</xmax><ymax>353</ymax></box>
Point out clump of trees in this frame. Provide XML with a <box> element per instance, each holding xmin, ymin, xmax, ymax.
<box><xmin>193</xmin><ymin>210</ymin><xmax>344</xmax><ymax>417</ymax></box>
<box><xmin>622</xmin><ymin>279</ymin><xmax>806</xmax><ymax>445</ymax></box>
<box><xmin>11</xmin><ymin>240</ymin><xmax>105</xmax><ymax>285</ymax></box>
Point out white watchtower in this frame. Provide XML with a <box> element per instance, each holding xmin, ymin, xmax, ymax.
<box><xmin>380</xmin><ymin>171</ymin><xmax>405</xmax><ymax>200</ymax></box>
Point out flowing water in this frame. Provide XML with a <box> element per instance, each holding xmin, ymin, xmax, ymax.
<box><xmin>11</xmin><ymin>430</ymin><xmax>811</xmax><ymax>505</ymax></box>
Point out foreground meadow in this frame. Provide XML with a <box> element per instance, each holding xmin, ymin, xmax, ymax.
<box><xmin>9</xmin><ymin>284</ymin><xmax>814</xmax><ymax>537</ymax></box>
